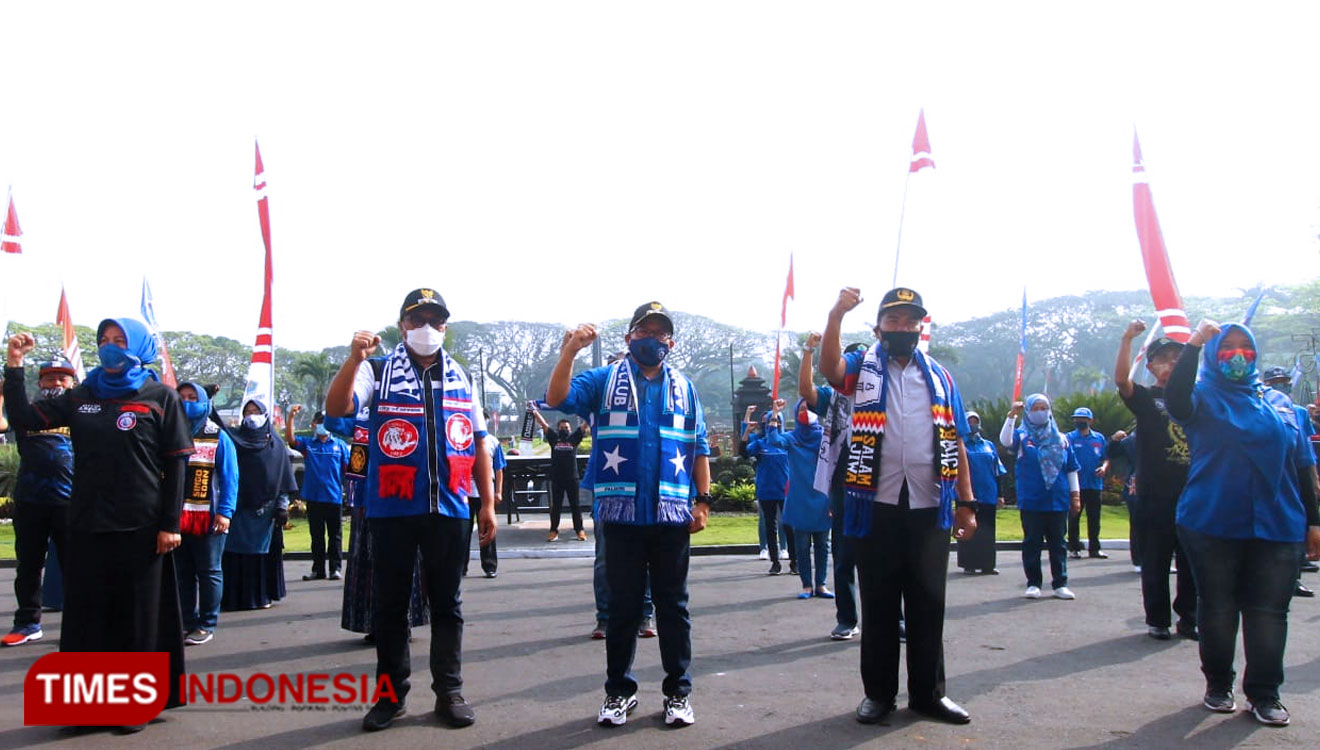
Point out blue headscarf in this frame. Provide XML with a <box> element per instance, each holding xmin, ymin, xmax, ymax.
<box><xmin>1194</xmin><ymin>323</ymin><xmax>1285</xmax><ymax>483</ymax></box>
<box><xmin>1023</xmin><ymin>393</ymin><xmax>1067</xmax><ymax>487</ymax></box>
<box><xmin>178</xmin><ymin>380</ymin><xmax>213</xmax><ymax>435</ymax></box>
<box><xmin>83</xmin><ymin>317</ymin><xmax>159</xmax><ymax>399</ymax></box>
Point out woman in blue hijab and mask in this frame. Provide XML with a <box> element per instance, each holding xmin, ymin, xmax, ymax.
<box><xmin>1000</xmin><ymin>393</ymin><xmax>1081</xmax><ymax>601</ymax></box>
<box><xmin>1166</xmin><ymin>320</ymin><xmax>1320</xmax><ymax>726</ymax></box>
<box><xmin>4</xmin><ymin>319</ymin><xmax>195</xmax><ymax>731</ymax></box>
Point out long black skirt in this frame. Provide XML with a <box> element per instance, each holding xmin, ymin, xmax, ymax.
<box><xmin>956</xmin><ymin>504</ymin><xmax>998</xmax><ymax>572</ymax></box>
<box><xmin>61</xmin><ymin>528</ymin><xmax>186</xmax><ymax>709</ymax></box>
<box><xmin>221</xmin><ymin>526</ymin><xmax>286</xmax><ymax>611</ymax></box>
<box><xmin>341</xmin><ymin>507</ymin><xmax>428</xmax><ymax>633</ymax></box>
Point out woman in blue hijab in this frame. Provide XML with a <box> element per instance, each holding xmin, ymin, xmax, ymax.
<box><xmin>1000</xmin><ymin>393</ymin><xmax>1081</xmax><ymax>601</ymax></box>
<box><xmin>4</xmin><ymin>319</ymin><xmax>194</xmax><ymax>731</ymax></box>
<box><xmin>1167</xmin><ymin>320</ymin><xmax>1320</xmax><ymax>726</ymax></box>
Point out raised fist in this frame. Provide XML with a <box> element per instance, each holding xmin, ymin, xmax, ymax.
<box><xmin>561</xmin><ymin>324</ymin><xmax>598</xmax><ymax>354</ymax></box>
<box><xmin>832</xmin><ymin>287</ymin><xmax>863</xmax><ymax>316</ymax></box>
<box><xmin>1123</xmin><ymin>320</ymin><xmax>1146</xmax><ymax>340</ymax></box>
<box><xmin>350</xmin><ymin>330</ymin><xmax>381</xmax><ymax>361</ymax></box>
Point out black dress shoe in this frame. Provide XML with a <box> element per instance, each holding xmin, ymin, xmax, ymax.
<box><xmin>1176</xmin><ymin>620</ymin><xmax>1199</xmax><ymax>641</ymax></box>
<box><xmin>362</xmin><ymin>700</ymin><xmax>406</xmax><ymax>731</ymax></box>
<box><xmin>1295</xmin><ymin>583</ymin><xmax>1315</xmax><ymax>598</ymax></box>
<box><xmin>856</xmin><ymin>697</ymin><xmax>896</xmax><ymax>724</ymax></box>
<box><xmin>910</xmin><ymin>696</ymin><xmax>971</xmax><ymax>725</ymax></box>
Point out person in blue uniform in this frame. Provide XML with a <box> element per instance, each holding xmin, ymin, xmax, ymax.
<box><xmin>784</xmin><ymin>399</ymin><xmax>833</xmax><ymax>598</ymax></box>
<box><xmin>326</xmin><ymin>288</ymin><xmax>496</xmax><ymax>732</ymax></box>
<box><xmin>957</xmin><ymin>411</ymin><xmax>1007</xmax><ymax>574</ymax></box>
<box><xmin>285</xmin><ymin>405</ymin><xmax>349</xmax><ymax>581</ymax></box>
<box><xmin>1065</xmin><ymin>407</ymin><xmax>1109</xmax><ymax>559</ymax></box>
<box><xmin>744</xmin><ymin>406</ymin><xmax>793</xmax><ymax>575</ymax></box>
<box><xmin>545</xmin><ymin>301</ymin><xmax>711</xmax><ymax>729</ymax></box>
<box><xmin>0</xmin><ymin>359</ymin><xmax>77</xmax><ymax>646</ymax></box>
<box><xmin>1001</xmin><ymin>394</ymin><xmax>1081</xmax><ymax>600</ymax></box>
<box><xmin>175</xmin><ymin>381</ymin><xmax>238</xmax><ymax>646</ymax></box>
<box><xmin>1167</xmin><ymin>320</ymin><xmax>1320</xmax><ymax>726</ymax></box>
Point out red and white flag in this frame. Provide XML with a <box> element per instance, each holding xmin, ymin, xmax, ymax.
<box><xmin>1132</xmin><ymin>132</ymin><xmax>1191</xmax><ymax>342</ymax></box>
<box><xmin>242</xmin><ymin>141</ymin><xmax>275</xmax><ymax>414</ymax></box>
<box><xmin>771</xmin><ymin>254</ymin><xmax>794</xmax><ymax>400</ymax></box>
<box><xmin>2</xmin><ymin>190</ymin><xmax>21</xmax><ymax>254</ymax></box>
<box><xmin>910</xmin><ymin>109</ymin><xmax>935</xmax><ymax>173</ymax></box>
<box><xmin>55</xmin><ymin>286</ymin><xmax>86</xmax><ymax>381</ymax></box>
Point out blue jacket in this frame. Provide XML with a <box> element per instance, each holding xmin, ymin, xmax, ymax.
<box><xmin>965</xmin><ymin>434</ymin><xmax>1006</xmax><ymax>506</ymax></box>
<box><xmin>1011</xmin><ymin>429</ymin><xmax>1080</xmax><ymax>512</ymax></box>
<box><xmin>784</xmin><ymin>425</ymin><xmax>830</xmax><ymax>532</ymax></box>
<box><xmin>294</xmin><ymin>434</ymin><xmax>350</xmax><ymax>504</ymax></box>
<box><xmin>746</xmin><ymin>427</ymin><xmax>791</xmax><ymax>501</ymax></box>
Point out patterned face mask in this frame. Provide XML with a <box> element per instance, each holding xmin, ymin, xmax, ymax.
<box><xmin>1217</xmin><ymin>348</ymin><xmax>1256</xmax><ymax>382</ymax></box>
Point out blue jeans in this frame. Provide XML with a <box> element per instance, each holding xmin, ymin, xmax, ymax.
<box><xmin>176</xmin><ymin>531</ymin><xmax>227</xmax><ymax>630</ymax></box>
<box><xmin>1177</xmin><ymin>525</ymin><xmax>1303</xmax><ymax>703</ymax></box>
<box><xmin>593</xmin><ymin>508</ymin><xmax>653</xmax><ymax>624</ymax></box>
<box><xmin>830</xmin><ymin>488</ymin><xmax>858</xmax><ymax>628</ymax></box>
<box><xmin>1020</xmin><ymin>510</ymin><xmax>1068</xmax><ymax>589</ymax></box>
<box><xmin>795</xmin><ymin>530</ymin><xmax>828</xmax><ymax>589</ymax></box>
<box><xmin>603</xmin><ymin>523</ymin><xmax>691</xmax><ymax>698</ymax></box>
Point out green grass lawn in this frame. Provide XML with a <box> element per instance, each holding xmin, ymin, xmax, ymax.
<box><xmin>0</xmin><ymin>506</ymin><xmax>1133</xmax><ymax>558</ymax></box>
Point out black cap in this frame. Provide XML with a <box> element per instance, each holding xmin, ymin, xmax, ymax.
<box><xmin>629</xmin><ymin>301</ymin><xmax>674</xmax><ymax>334</ymax></box>
<box><xmin>399</xmin><ymin>288</ymin><xmax>449</xmax><ymax>321</ymax></box>
<box><xmin>1145</xmin><ymin>337</ymin><xmax>1184</xmax><ymax>360</ymax></box>
<box><xmin>877</xmin><ymin>287</ymin><xmax>927</xmax><ymax>319</ymax></box>
<box><xmin>1262</xmin><ymin>366</ymin><xmax>1290</xmax><ymax>383</ymax></box>
<box><xmin>313</xmin><ymin>410</ymin><xmax>326</xmax><ymax>422</ymax></box>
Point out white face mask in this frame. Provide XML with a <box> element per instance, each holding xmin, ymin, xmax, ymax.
<box><xmin>243</xmin><ymin>413</ymin><xmax>268</xmax><ymax>430</ymax></box>
<box><xmin>405</xmin><ymin>325</ymin><xmax>445</xmax><ymax>356</ymax></box>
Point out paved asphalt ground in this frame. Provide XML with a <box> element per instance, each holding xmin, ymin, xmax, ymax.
<box><xmin>0</xmin><ymin>520</ymin><xmax>1317</xmax><ymax>749</ymax></box>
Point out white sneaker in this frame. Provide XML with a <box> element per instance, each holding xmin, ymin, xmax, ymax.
<box><xmin>758</xmin><ymin>549</ymin><xmax>769</xmax><ymax>560</ymax></box>
<box><xmin>1053</xmin><ymin>586</ymin><xmax>1076</xmax><ymax>600</ymax></box>
<box><xmin>598</xmin><ymin>694</ymin><xmax>638</xmax><ymax>726</ymax></box>
<box><xmin>779</xmin><ymin>549</ymin><xmax>791</xmax><ymax>560</ymax></box>
<box><xmin>663</xmin><ymin>694</ymin><xmax>695</xmax><ymax>726</ymax></box>
<box><xmin>1023</xmin><ymin>586</ymin><xmax>1042</xmax><ymax>599</ymax></box>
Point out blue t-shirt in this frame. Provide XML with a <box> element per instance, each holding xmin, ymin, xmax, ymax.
<box><xmin>1011</xmin><ymin>429</ymin><xmax>1080</xmax><ymax>512</ymax></box>
<box><xmin>965</xmin><ymin>435</ymin><xmax>1006</xmax><ymax>506</ymax></box>
<box><xmin>554</xmin><ymin>364</ymin><xmax>709</xmax><ymax>526</ymax></box>
<box><xmin>1065</xmin><ymin>429</ymin><xmax>1107</xmax><ymax>491</ymax></box>
<box><xmin>294</xmin><ymin>434</ymin><xmax>350</xmax><ymax>504</ymax></box>
<box><xmin>746</xmin><ymin>429</ymin><xmax>791</xmax><ymax>501</ymax></box>
<box><xmin>14</xmin><ymin>428</ymin><xmax>74</xmax><ymax>505</ymax></box>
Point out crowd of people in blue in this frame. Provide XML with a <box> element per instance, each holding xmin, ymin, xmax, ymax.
<box><xmin>1</xmin><ymin>284</ymin><xmax>1318</xmax><ymax>733</ymax></box>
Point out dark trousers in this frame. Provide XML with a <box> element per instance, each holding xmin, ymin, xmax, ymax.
<box><xmin>549</xmin><ymin>476</ymin><xmax>583</xmax><ymax>533</ymax></box>
<box><xmin>760</xmin><ymin>500</ymin><xmax>789</xmax><ymax>563</ymax></box>
<box><xmin>1178</xmin><ymin>525</ymin><xmax>1302</xmax><ymax>704</ymax></box>
<box><xmin>830</xmin><ymin>489</ymin><xmax>858</xmax><ymax>628</ymax></box>
<box><xmin>1021</xmin><ymin>510</ymin><xmax>1069</xmax><ymax>589</ymax></box>
<box><xmin>306</xmin><ymin>501</ymin><xmax>343</xmax><ymax>576</ymax></box>
<box><xmin>854</xmin><ymin>490</ymin><xmax>949</xmax><ymax>707</ymax></box>
<box><xmin>956</xmin><ymin>504</ymin><xmax>997</xmax><ymax>572</ymax></box>
<box><xmin>464</xmin><ymin>498</ymin><xmax>497</xmax><ymax>575</ymax></box>
<box><xmin>1124</xmin><ymin>488</ymin><xmax>1143</xmax><ymax>566</ymax></box>
<box><xmin>370</xmin><ymin>514</ymin><xmax>467</xmax><ymax>705</ymax></box>
<box><xmin>1139</xmin><ymin>497</ymin><xmax>1197</xmax><ymax>628</ymax></box>
<box><xmin>603</xmin><ymin>522</ymin><xmax>692</xmax><ymax>698</ymax></box>
<box><xmin>1068</xmin><ymin>489</ymin><xmax>1103</xmax><ymax>553</ymax></box>
<box><xmin>11</xmin><ymin>502</ymin><xmax>68</xmax><ymax>627</ymax></box>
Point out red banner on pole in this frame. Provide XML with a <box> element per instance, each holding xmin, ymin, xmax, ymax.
<box><xmin>243</xmin><ymin>141</ymin><xmax>275</xmax><ymax>412</ymax></box>
<box><xmin>1132</xmin><ymin>132</ymin><xmax>1191</xmax><ymax>342</ymax></box>
<box><xmin>2</xmin><ymin>191</ymin><xmax>22</xmax><ymax>254</ymax></box>
<box><xmin>772</xmin><ymin>255</ymin><xmax>794</xmax><ymax>400</ymax></box>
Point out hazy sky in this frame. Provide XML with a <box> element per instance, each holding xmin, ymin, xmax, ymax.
<box><xmin>2</xmin><ymin>2</ymin><xmax>1317</xmax><ymax>352</ymax></box>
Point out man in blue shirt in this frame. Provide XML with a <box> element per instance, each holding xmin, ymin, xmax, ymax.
<box><xmin>1065</xmin><ymin>407</ymin><xmax>1109</xmax><ymax>559</ymax></box>
<box><xmin>546</xmin><ymin>301</ymin><xmax>711</xmax><ymax>729</ymax></box>
<box><xmin>326</xmin><ymin>288</ymin><xmax>496</xmax><ymax>732</ymax></box>
<box><xmin>286</xmin><ymin>405</ymin><xmax>350</xmax><ymax>581</ymax></box>
<box><xmin>0</xmin><ymin>359</ymin><xmax>76</xmax><ymax>647</ymax></box>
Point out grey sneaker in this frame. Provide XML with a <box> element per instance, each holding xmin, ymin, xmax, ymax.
<box><xmin>1203</xmin><ymin>689</ymin><xmax>1235</xmax><ymax>713</ymax></box>
<box><xmin>830</xmin><ymin>624</ymin><xmax>859</xmax><ymax>641</ymax></box>
<box><xmin>1249</xmin><ymin>700</ymin><xmax>1290</xmax><ymax>726</ymax></box>
<box><xmin>184</xmin><ymin>628</ymin><xmax>214</xmax><ymax>646</ymax></box>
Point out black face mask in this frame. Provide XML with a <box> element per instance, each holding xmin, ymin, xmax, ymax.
<box><xmin>879</xmin><ymin>330</ymin><xmax>920</xmax><ymax>357</ymax></box>
<box><xmin>1073</xmin><ymin>420</ymin><xmax>1089</xmax><ymax>431</ymax></box>
<box><xmin>968</xmin><ymin>424</ymin><xmax>981</xmax><ymax>437</ymax></box>
<box><xmin>558</xmin><ymin>429</ymin><xmax>570</xmax><ymax>440</ymax></box>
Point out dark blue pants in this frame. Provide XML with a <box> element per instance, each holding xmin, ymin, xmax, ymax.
<box><xmin>370</xmin><ymin>514</ymin><xmax>467</xmax><ymax>705</ymax></box>
<box><xmin>1177</xmin><ymin>525</ymin><xmax>1302</xmax><ymax>704</ymax></box>
<box><xmin>603</xmin><ymin>522</ymin><xmax>691</xmax><ymax>698</ymax></box>
<box><xmin>593</xmin><ymin>507</ymin><xmax>653</xmax><ymax>624</ymax></box>
<box><xmin>830</xmin><ymin>489</ymin><xmax>858</xmax><ymax>628</ymax></box>
<box><xmin>1020</xmin><ymin>510</ymin><xmax>1068</xmax><ymax>589</ymax></box>
<box><xmin>306</xmin><ymin>501</ymin><xmax>343</xmax><ymax>576</ymax></box>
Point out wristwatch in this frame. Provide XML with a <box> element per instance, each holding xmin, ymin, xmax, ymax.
<box><xmin>695</xmin><ymin>494</ymin><xmax>713</xmax><ymax>505</ymax></box>
<box><xmin>955</xmin><ymin>500</ymin><xmax>976</xmax><ymax>510</ymax></box>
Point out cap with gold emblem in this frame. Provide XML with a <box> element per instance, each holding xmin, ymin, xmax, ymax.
<box><xmin>877</xmin><ymin>287</ymin><xmax>927</xmax><ymax>319</ymax></box>
<box><xmin>629</xmin><ymin>301</ymin><xmax>674</xmax><ymax>335</ymax></box>
<box><xmin>399</xmin><ymin>288</ymin><xmax>450</xmax><ymax>321</ymax></box>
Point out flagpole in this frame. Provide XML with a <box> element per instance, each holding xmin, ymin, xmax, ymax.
<box><xmin>892</xmin><ymin>170</ymin><xmax>913</xmax><ymax>288</ymax></box>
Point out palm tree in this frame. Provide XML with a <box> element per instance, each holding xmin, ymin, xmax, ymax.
<box><xmin>291</xmin><ymin>352</ymin><xmax>337</xmax><ymax>416</ymax></box>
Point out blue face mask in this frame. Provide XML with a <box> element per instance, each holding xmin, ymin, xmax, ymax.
<box><xmin>98</xmin><ymin>344</ymin><xmax>137</xmax><ymax>373</ymax></box>
<box><xmin>182</xmin><ymin>400</ymin><xmax>209</xmax><ymax>421</ymax></box>
<box><xmin>1219</xmin><ymin>353</ymin><xmax>1255</xmax><ymax>382</ymax></box>
<box><xmin>1026</xmin><ymin>409</ymin><xmax>1050</xmax><ymax>427</ymax></box>
<box><xmin>315</xmin><ymin>424</ymin><xmax>329</xmax><ymax>437</ymax></box>
<box><xmin>628</xmin><ymin>337</ymin><xmax>669</xmax><ymax>367</ymax></box>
